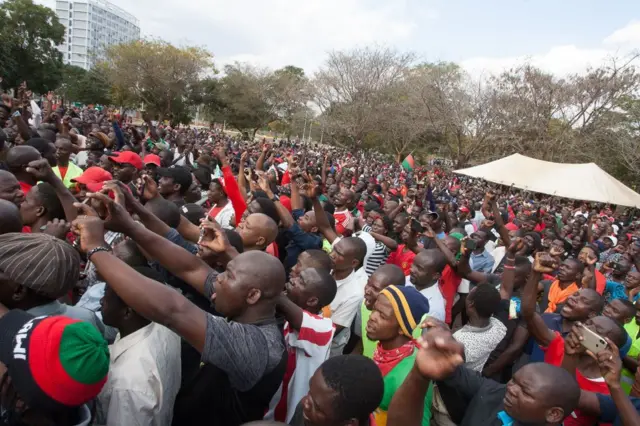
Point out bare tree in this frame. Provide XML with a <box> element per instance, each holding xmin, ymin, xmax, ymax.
<box><xmin>312</xmin><ymin>46</ymin><xmax>415</xmax><ymax>146</ymax></box>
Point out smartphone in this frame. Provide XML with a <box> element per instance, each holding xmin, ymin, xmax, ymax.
<box><xmin>579</xmin><ymin>325</ymin><xmax>608</xmax><ymax>354</ymax></box>
<box><xmin>410</xmin><ymin>219</ymin><xmax>424</xmax><ymax>234</ymax></box>
<box><xmin>465</xmin><ymin>239</ymin><xmax>477</xmax><ymax>250</ymax></box>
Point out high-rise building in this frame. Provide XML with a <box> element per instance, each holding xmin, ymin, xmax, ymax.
<box><xmin>55</xmin><ymin>0</ymin><xmax>140</xmax><ymax>70</ymax></box>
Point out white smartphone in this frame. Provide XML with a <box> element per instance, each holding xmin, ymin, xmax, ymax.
<box><xmin>579</xmin><ymin>325</ymin><xmax>608</xmax><ymax>355</ymax></box>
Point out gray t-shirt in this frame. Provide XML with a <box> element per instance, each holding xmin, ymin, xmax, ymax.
<box><xmin>201</xmin><ymin>271</ymin><xmax>285</xmax><ymax>391</ymax></box>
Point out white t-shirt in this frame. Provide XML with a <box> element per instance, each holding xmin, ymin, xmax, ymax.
<box><xmin>406</xmin><ymin>278</ymin><xmax>446</xmax><ymax>322</ymax></box>
<box><xmin>265</xmin><ymin>311</ymin><xmax>334</xmax><ymax>423</ymax></box>
<box><xmin>329</xmin><ymin>267</ymin><xmax>367</xmax><ymax>356</ymax></box>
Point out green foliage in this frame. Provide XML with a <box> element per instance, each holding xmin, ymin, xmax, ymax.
<box><xmin>102</xmin><ymin>39</ymin><xmax>214</xmax><ymax>120</ymax></box>
<box><xmin>0</xmin><ymin>0</ymin><xmax>65</xmax><ymax>93</ymax></box>
<box><xmin>209</xmin><ymin>63</ymin><xmax>307</xmax><ymax>136</ymax></box>
<box><xmin>57</xmin><ymin>65</ymin><xmax>112</xmax><ymax>105</ymax></box>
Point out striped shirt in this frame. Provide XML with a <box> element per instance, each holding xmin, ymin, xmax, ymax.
<box><xmin>362</xmin><ymin>225</ymin><xmax>391</xmax><ymax>276</ymax></box>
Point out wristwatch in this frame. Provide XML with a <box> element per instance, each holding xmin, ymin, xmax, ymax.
<box><xmin>86</xmin><ymin>246</ymin><xmax>112</xmax><ymax>260</ymax></box>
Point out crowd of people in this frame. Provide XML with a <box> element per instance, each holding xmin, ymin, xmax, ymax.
<box><xmin>1</xmin><ymin>89</ymin><xmax>640</xmax><ymax>426</ymax></box>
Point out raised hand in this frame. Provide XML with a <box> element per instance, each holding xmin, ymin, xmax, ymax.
<box><xmin>533</xmin><ymin>252</ymin><xmax>558</xmax><ymax>274</ymax></box>
<box><xmin>82</xmin><ymin>192</ymin><xmax>136</xmax><ymax>234</ymax></box>
<box><xmin>216</xmin><ymin>146</ymin><xmax>229</xmax><ymax>167</ymax></box>
<box><xmin>25</xmin><ymin>159</ymin><xmax>55</xmax><ymax>183</ymax></box>
<box><xmin>423</xmin><ymin>223</ymin><xmax>436</xmax><ymax>239</ymax></box>
<box><xmin>414</xmin><ymin>323</ymin><xmax>464</xmax><ymax>381</ymax></box>
<box><xmin>138</xmin><ymin>174</ymin><xmax>159</xmax><ymax>202</ymax></box>
<box><xmin>199</xmin><ymin>218</ymin><xmax>231</xmax><ymax>254</ymax></box>
<box><xmin>564</xmin><ymin>323</ymin><xmax>587</xmax><ymax>356</ymax></box>
<box><xmin>1</xmin><ymin>94</ymin><xmax>12</xmax><ymax>109</ymax></box>
<box><xmin>70</xmin><ymin>215</ymin><xmax>107</xmax><ymax>254</ymax></box>
<box><xmin>41</xmin><ymin>218</ymin><xmax>71</xmax><ymax>240</ymax></box>
<box><xmin>591</xmin><ymin>338</ymin><xmax>622</xmax><ymax>388</ymax></box>
<box><xmin>507</xmin><ymin>237</ymin><xmax>524</xmax><ymax>254</ymax></box>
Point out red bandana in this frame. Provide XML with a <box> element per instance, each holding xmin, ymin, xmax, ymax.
<box><xmin>373</xmin><ymin>340</ymin><xmax>417</xmax><ymax>376</ymax></box>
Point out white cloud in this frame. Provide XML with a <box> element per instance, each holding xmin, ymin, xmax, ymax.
<box><xmin>462</xmin><ymin>21</ymin><xmax>640</xmax><ymax>78</ymax></box>
<box><xmin>36</xmin><ymin>0</ymin><xmax>422</xmax><ymax>72</ymax></box>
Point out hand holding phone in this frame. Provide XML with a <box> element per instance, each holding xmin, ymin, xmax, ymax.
<box><xmin>579</xmin><ymin>324</ymin><xmax>608</xmax><ymax>355</ymax></box>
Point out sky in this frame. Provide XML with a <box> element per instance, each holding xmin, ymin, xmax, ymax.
<box><xmin>36</xmin><ymin>0</ymin><xmax>640</xmax><ymax>77</ymax></box>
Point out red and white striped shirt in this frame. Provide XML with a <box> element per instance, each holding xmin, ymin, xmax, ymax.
<box><xmin>265</xmin><ymin>311</ymin><xmax>335</xmax><ymax>423</ymax></box>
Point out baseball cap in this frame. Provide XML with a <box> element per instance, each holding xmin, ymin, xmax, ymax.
<box><xmin>157</xmin><ymin>167</ymin><xmax>193</xmax><ymax>191</ymax></box>
<box><xmin>72</xmin><ymin>167</ymin><xmax>113</xmax><ymax>193</ymax></box>
<box><xmin>0</xmin><ymin>233</ymin><xmax>81</xmax><ymax>299</ymax></box>
<box><xmin>459</xmin><ymin>206</ymin><xmax>470</xmax><ymax>213</ymax></box>
<box><xmin>143</xmin><ymin>154</ymin><xmax>161</xmax><ymax>167</ymax></box>
<box><xmin>109</xmin><ymin>151</ymin><xmax>143</xmax><ymax>170</ymax></box>
<box><xmin>0</xmin><ymin>310</ymin><xmax>109</xmax><ymax>413</ymax></box>
<box><xmin>425</xmin><ymin>210</ymin><xmax>440</xmax><ymax>220</ymax></box>
<box><xmin>192</xmin><ymin>167</ymin><xmax>212</xmax><ymax>189</ymax></box>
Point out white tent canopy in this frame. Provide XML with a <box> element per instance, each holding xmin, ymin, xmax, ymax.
<box><xmin>454</xmin><ymin>154</ymin><xmax>640</xmax><ymax>208</ymax></box>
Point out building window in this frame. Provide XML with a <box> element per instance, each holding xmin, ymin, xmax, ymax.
<box><xmin>69</xmin><ymin>2</ymin><xmax>72</xmax><ymax>9</ymax></box>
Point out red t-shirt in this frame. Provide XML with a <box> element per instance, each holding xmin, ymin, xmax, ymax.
<box><xmin>386</xmin><ymin>245</ymin><xmax>416</xmax><ymax>276</ymax></box>
<box><xmin>439</xmin><ymin>265</ymin><xmax>462</xmax><ymax>324</ymax></box>
<box><xmin>543</xmin><ymin>332</ymin><xmax>611</xmax><ymax>426</ymax></box>
<box><xmin>334</xmin><ymin>209</ymin><xmax>354</xmax><ymax>237</ymax></box>
<box><xmin>208</xmin><ymin>205</ymin><xmax>223</xmax><ymax>219</ymax></box>
<box><xmin>58</xmin><ymin>166</ymin><xmax>68</xmax><ymax>181</ymax></box>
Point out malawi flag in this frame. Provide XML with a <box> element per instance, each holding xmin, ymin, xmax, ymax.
<box><xmin>401</xmin><ymin>154</ymin><xmax>415</xmax><ymax>171</ymax></box>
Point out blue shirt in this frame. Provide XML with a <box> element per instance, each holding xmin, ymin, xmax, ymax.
<box><xmin>596</xmin><ymin>393</ymin><xmax>640</xmax><ymax>425</ymax></box>
<box><xmin>470</xmin><ymin>250</ymin><xmax>495</xmax><ymax>273</ymax></box>
<box><xmin>605</xmin><ymin>280</ymin><xmax>640</xmax><ymax>303</ymax></box>
<box><xmin>283</xmin><ymin>209</ymin><xmax>323</xmax><ymax>272</ymax></box>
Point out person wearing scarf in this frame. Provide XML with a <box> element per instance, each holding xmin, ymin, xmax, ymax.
<box><xmin>366</xmin><ymin>285</ymin><xmax>431</xmax><ymax>426</ymax></box>
<box><xmin>544</xmin><ymin>258</ymin><xmax>584</xmax><ymax>313</ymax></box>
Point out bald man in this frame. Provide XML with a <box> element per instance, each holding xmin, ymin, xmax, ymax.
<box><xmin>0</xmin><ymin>199</ymin><xmax>22</xmax><ymax>234</ymax></box>
<box><xmin>237</xmin><ymin>212</ymin><xmax>279</xmax><ymax>251</ymax></box>
<box><xmin>5</xmin><ymin>145</ymin><xmax>42</xmax><ymax>194</ymax></box>
<box><xmin>74</xmin><ymin>209</ymin><xmax>288</xmax><ymax>426</ymax></box>
<box><xmin>0</xmin><ymin>170</ymin><xmax>25</xmax><ymax>207</ymax></box>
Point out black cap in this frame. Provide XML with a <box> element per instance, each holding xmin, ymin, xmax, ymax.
<box><xmin>157</xmin><ymin>166</ymin><xmax>193</xmax><ymax>193</ymax></box>
<box><xmin>192</xmin><ymin>167</ymin><xmax>212</xmax><ymax>189</ymax></box>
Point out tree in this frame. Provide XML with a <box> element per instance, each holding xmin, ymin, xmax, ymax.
<box><xmin>103</xmin><ymin>39</ymin><xmax>214</xmax><ymax>120</ymax></box>
<box><xmin>0</xmin><ymin>0</ymin><xmax>65</xmax><ymax>93</ymax></box>
<box><xmin>312</xmin><ymin>46</ymin><xmax>415</xmax><ymax>146</ymax></box>
<box><xmin>213</xmin><ymin>63</ymin><xmax>308</xmax><ymax>138</ymax></box>
<box><xmin>57</xmin><ymin>64</ymin><xmax>112</xmax><ymax>105</ymax></box>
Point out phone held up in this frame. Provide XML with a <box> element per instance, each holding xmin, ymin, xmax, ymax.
<box><xmin>579</xmin><ymin>324</ymin><xmax>608</xmax><ymax>355</ymax></box>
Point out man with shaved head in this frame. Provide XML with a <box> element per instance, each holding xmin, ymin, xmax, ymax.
<box><xmin>0</xmin><ymin>170</ymin><xmax>25</xmax><ymax>207</ymax></box>
<box><xmin>0</xmin><ymin>199</ymin><xmax>22</xmax><ymax>234</ymax></box>
<box><xmin>5</xmin><ymin>145</ymin><xmax>42</xmax><ymax>194</ymax></box>
<box><xmin>236</xmin><ymin>212</ymin><xmax>279</xmax><ymax>251</ymax></box>
<box><xmin>71</xmin><ymin>196</ymin><xmax>287</xmax><ymax>426</ymax></box>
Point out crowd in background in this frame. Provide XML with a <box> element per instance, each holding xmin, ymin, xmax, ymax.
<box><xmin>1</xmin><ymin>89</ymin><xmax>640</xmax><ymax>426</ymax></box>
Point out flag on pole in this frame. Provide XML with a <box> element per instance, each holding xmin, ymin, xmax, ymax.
<box><xmin>401</xmin><ymin>154</ymin><xmax>415</xmax><ymax>171</ymax></box>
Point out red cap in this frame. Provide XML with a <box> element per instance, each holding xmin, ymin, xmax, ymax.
<box><xmin>109</xmin><ymin>151</ymin><xmax>143</xmax><ymax>170</ymax></box>
<box><xmin>459</xmin><ymin>206</ymin><xmax>470</xmax><ymax>213</ymax></box>
<box><xmin>72</xmin><ymin>167</ymin><xmax>113</xmax><ymax>192</ymax></box>
<box><xmin>279</xmin><ymin>195</ymin><xmax>292</xmax><ymax>212</ymax></box>
<box><xmin>143</xmin><ymin>154</ymin><xmax>161</xmax><ymax>167</ymax></box>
